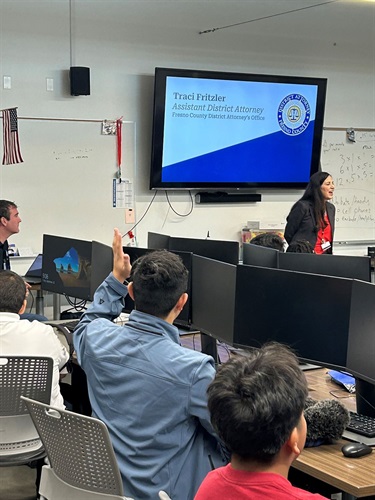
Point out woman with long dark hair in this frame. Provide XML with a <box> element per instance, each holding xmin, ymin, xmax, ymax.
<box><xmin>284</xmin><ymin>172</ymin><xmax>335</xmax><ymax>254</ymax></box>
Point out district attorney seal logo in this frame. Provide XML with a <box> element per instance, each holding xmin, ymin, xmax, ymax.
<box><xmin>278</xmin><ymin>94</ymin><xmax>311</xmax><ymax>135</ymax></box>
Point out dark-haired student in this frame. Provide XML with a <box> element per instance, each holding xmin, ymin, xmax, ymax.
<box><xmin>284</xmin><ymin>172</ymin><xmax>335</xmax><ymax>254</ymax></box>
<box><xmin>250</xmin><ymin>232</ymin><xmax>285</xmax><ymax>252</ymax></box>
<box><xmin>0</xmin><ymin>270</ymin><xmax>69</xmax><ymax>408</ymax></box>
<box><xmin>0</xmin><ymin>270</ymin><xmax>69</xmax><ymax>498</ymax></box>
<box><xmin>195</xmin><ymin>343</ymin><xmax>328</xmax><ymax>500</ymax></box>
<box><xmin>74</xmin><ymin>229</ymin><xmax>226</xmax><ymax>500</ymax></box>
<box><xmin>286</xmin><ymin>239</ymin><xmax>314</xmax><ymax>254</ymax></box>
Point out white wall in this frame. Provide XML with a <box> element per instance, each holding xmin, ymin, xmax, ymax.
<box><xmin>1</xmin><ymin>1</ymin><xmax>374</xmax><ymax>256</ymax></box>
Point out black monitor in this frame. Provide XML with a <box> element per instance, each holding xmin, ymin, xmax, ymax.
<box><xmin>148</xmin><ymin>232</ymin><xmax>170</xmax><ymax>250</ymax></box>
<box><xmin>234</xmin><ymin>265</ymin><xmax>352</xmax><ymax>369</ymax></box>
<box><xmin>233</xmin><ymin>265</ymin><xmax>375</xmax><ymax>417</ymax></box>
<box><xmin>346</xmin><ymin>279</ymin><xmax>375</xmax><ymax>417</ymax></box>
<box><xmin>188</xmin><ymin>256</ymin><xmax>375</xmax><ymax>416</ymax></box>
<box><xmin>90</xmin><ymin>241</ymin><xmax>113</xmax><ymax>297</ymax></box>
<box><xmin>148</xmin><ymin>231</ymin><xmax>240</xmax><ymax>265</ymax></box>
<box><xmin>191</xmin><ymin>255</ymin><xmax>236</xmax><ymax>345</ymax></box>
<box><xmin>278</xmin><ymin>252</ymin><xmax>371</xmax><ymax>282</ymax></box>
<box><xmin>42</xmin><ymin>235</ymin><xmax>93</xmax><ymax>301</ymax></box>
<box><xmin>242</xmin><ymin>242</ymin><xmax>279</xmax><ymax>268</ymax></box>
<box><xmin>122</xmin><ymin>246</ymin><xmax>193</xmax><ymax>327</ymax></box>
<box><xmin>170</xmin><ymin>236</ymin><xmax>239</xmax><ymax>265</ymax></box>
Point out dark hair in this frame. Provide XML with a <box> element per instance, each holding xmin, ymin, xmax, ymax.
<box><xmin>250</xmin><ymin>232</ymin><xmax>285</xmax><ymax>252</ymax></box>
<box><xmin>0</xmin><ymin>200</ymin><xmax>17</xmax><ymax>221</ymax></box>
<box><xmin>131</xmin><ymin>250</ymin><xmax>188</xmax><ymax>318</ymax></box>
<box><xmin>0</xmin><ymin>270</ymin><xmax>27</xmax><ymax>313</ymax></box>
<box><xmin>286</xmin><ymin>240</ymin><xmax>314</xmax><ymax>254</ymax></box>
<box><xmin>300</xmin><ymin>172</ymin><xmax>331</xmax><ymax>230</ymax></box>
<box><xmin>207</xmin><ymin>343</ymin><xmax>308</xmax><ymax>463</ymax></box>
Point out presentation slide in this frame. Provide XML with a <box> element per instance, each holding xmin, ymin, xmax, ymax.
<box><xmin>162</xmin><ymin>76</ymin><xmax>319</xmax><ymax>183</ymax></box>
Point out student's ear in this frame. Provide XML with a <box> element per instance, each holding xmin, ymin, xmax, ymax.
<box><xmin>176</xmin><ymin>292</ymin><xmax>188</xmax><ymax>312</ymax></box>
<box><xmin>127</xmin><ymin>281</ymin><xmax>134</xmax><ymax>300</ymax></box>
<box><xmin>287</xmin><ymin>427</ymin><xmax>302</xmax><ymax>457</ymax></box>
<box><xmin>18</xmin><ymin>299</ymin><xmax>27</xmax><ymax>315</ymax></box>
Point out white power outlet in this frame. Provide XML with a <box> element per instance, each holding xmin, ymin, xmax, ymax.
<box><xmin>46</xmin><ymin>78</ymin><xmax>54</xmax><ymax>91</ymax></box>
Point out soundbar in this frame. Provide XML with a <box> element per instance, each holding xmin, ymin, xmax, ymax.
<box><xmin>195</xmin><ymin>192</ymin><xmax>261</xmax><ymax>204</ymax></box>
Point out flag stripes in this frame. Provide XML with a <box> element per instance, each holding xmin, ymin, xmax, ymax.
<box><xmin>2</xmin><ymin>108</ymin><xmax>24</xmax><ymax>165</ymax></box>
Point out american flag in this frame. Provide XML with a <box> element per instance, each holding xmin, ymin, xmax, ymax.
<box><xmin>2</xmin><ymin>107</ymin><xmax>24</xmax><ymax>165</ymax></box>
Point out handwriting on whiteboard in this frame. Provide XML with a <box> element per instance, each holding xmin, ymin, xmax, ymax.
<box><xmin>53</xmin><ymin>147</ymin><xmax>93</xmax><ymax>161</ymax></box>
<box><xmin>322</xmin><ymin>131</ymin><xmax>375</xmax><ymax>229</ymax></box>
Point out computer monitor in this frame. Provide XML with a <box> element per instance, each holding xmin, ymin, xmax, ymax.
<box><xmin>148</xmin><ymin>231</ymin><xmax>240</xmax><ymax>265</ymax></box>
<box><xmin>188</xmin><ymin>256</ymin><xmax>375</xmax><ymax>415</ymax></box>
<box><xmin>23</xmin><ymin>254</ymin><xmax>43</xmax><ymax>283</ymax></box>
<box><xmin>278</xmin><ymin>252</ymin><xmax>371</xmax><ymax>282</ymax></box>
<box><xmin>148</xmin><ymin>232</ymin><xmax>171</xmax><ymax>250</ymax></box>
<box><xmin>169</xmin><ymin>236</ymin><xmax>239</xmax><ymax>265</ymax></box>
<box><xmin>42</xmin><ymin>235</ymin><xmax>92</xmax><ymax>301</ymax></box>
<box><xmin>234</xmin><ymin>265</ymin><xmax>352</xmax><ymax>369</ymax></box>
<box><xmin>242</xmin><ymin>242</ymin><xmax>279</xmax><ymax>268</ymax></box>
<box><xmin>122</xmin><ymin>246</ymin><xmax>193</xmax><ymax>327</ymax></box>
<box><xmin>346</xmin><ymin>279</ymin><xmax>375</xmax><ymax>416</ymax></box>
<box><xmin>90</xmin><ymin>241</ymin><xmax>113</xmax><ymax>298</ymax></box>
<box><xmin>191</xmin><ymin>255</ymin><xmax>236</xmax><ymax>345</ymax></box>
<box><xmin>233</xmin><ymin>265</ymin><xmax>375</xmax><ymax>417</ymax></box>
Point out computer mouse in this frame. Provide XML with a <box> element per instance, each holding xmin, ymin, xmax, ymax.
<box><xmin>341</xmin><ymin>442</ymin><xmax>373</xmax><ymax>458</ymax></box>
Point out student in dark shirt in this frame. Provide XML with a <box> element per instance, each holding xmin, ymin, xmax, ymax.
<box><xmin>0</xmin><ymin>199</ymin><xmax>47</xmax><ymax>321</ymax></box>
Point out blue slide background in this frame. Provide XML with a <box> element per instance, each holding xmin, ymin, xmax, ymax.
<box><xmin>162</xmin><ymin>122</ymin><xmax>315</xmax><ymax>183</ymax></box>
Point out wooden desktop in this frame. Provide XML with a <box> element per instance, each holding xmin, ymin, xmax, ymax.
<box><xmin>293</xmin><ymin>368</ymin><xmax>375</xmax><ymax>498</ymax></box>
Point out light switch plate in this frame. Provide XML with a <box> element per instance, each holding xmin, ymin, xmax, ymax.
<box><xmin>3</xmin><ymin>76</ymin><xmax>11</xmax><ymax>89</ymax></box>
<box><xmin>125</xmin><ymin>208</ymin><xmax>135</xmax><ymax>224</ymax></box>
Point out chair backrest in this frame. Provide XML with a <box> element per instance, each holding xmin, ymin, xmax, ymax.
<box><xmin>0</xmin><ymin>356</ymin><xmax>53</xmax><ymax>417</ymax></box>
<box><xmin>21</xmin><ymin>396</ymin><xmax>125</xmax><ymax>497</ymax></box>
<box><xmin>0</xmin><ymin>356</ymin><xmax>53</xmax><ymax>457</ymax></box>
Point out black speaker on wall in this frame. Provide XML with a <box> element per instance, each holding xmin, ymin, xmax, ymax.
<box><xmin>70</xmin><ymin>66</ymin><xmax>90</xmax><ymax>96</ymax></box>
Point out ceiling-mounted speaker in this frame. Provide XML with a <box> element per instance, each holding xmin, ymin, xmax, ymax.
<box><xmin>70</xmin><ymin>66</ymin><xmax>90</xmax><ymax>96</ymax></box>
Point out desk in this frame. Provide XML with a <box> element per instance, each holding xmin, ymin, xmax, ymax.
<box><xmin>293</xmin><ymin>369</ymin><xmax>375</xmax><ymax>498</ymax></box>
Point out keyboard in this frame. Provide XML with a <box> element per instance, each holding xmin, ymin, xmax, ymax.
<box><xmin>346</xmin><ymin>411</ymin><xmax>375</xmax><ymax>438</ymax></box>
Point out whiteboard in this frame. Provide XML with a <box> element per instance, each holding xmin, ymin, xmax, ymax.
<box><xmin>321</xmin><ymin>130</ymin><xmax>375</xmax><ymax>243</ymax></box>
<box><xmin>0</xmin><ymin>119</ymin><xmax>136</xmax><ymax>253</ymax></box>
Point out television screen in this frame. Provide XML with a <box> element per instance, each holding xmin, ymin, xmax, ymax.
<box><xmin>150</xmin><ymin>67</ymin><xmax>327</xmax><ymax>190</ymax></box>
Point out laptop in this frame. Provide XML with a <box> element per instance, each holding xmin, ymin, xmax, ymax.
<box><xmin>23</xmin><ymin>254</ymin><xmax>43</xmax><ymax>283</ymax></box>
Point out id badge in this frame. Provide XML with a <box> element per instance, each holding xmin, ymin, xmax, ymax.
<box><xmin>321</xmin><ymin>241</ymin><xmax>331</xmax><ymax>251</ymax></box>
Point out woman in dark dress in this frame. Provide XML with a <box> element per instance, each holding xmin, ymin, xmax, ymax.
<box><xmin>284</xmin><ymin>172</ymin><xmax>335</xmax><ymax>254</ymax></box>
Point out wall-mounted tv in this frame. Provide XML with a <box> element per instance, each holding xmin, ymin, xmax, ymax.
<box><xmin>150</xmin><ymin>67</ymin><xmax>327</xmax><ymax>190</ymax></box>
